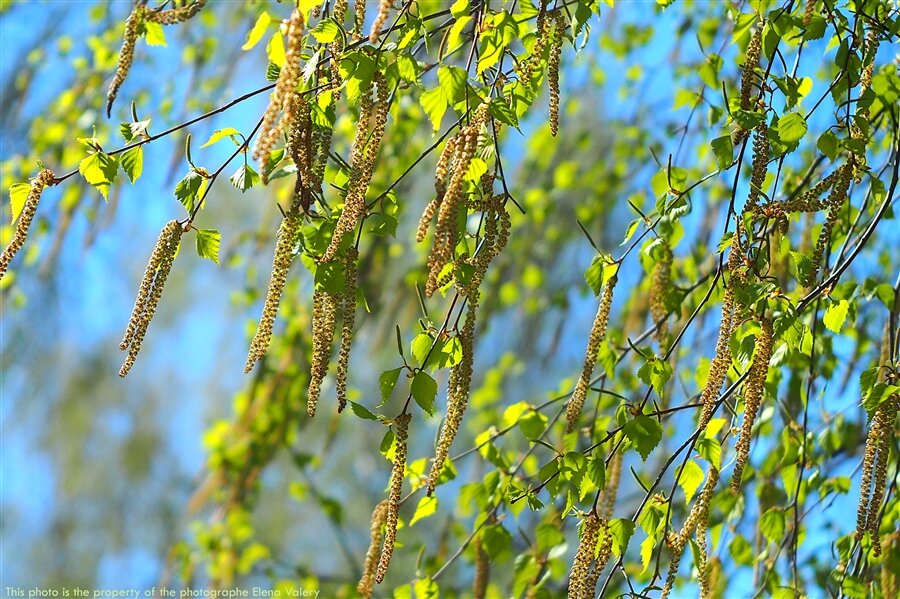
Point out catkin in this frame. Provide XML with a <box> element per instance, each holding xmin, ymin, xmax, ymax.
<box><xmin>0</xmin><ymin>169</ymin><xmax>54</xmax><ymax>279</ymax></box>
<box><xmin>806</xmin><ymin>161</ymin><xmax>852</xmax><ymax>287</ymax></box>
<box><xmin>865</xmin><ymin>394</ymin><xmax>899</xmax><ymax>556</ymax></box>
<box><xmin>119</xmin><ymin>220</ymin><xmax>183</xmax><ymax>377</ymax></box>
<box><xmin>357</xmin><ymin>500</ymin><xmax>389</xmax><ymax>598</ymax></box>
<box><xmin>650</xmin><ymin>241</ymin><xmax>672</xmax><ymax>343</ymax></box>
<box><xmin>253</xmin><ymin>8</ymin><xmax>306</xmax><ymax>182</ymax></box>
<box><xmin>745</xmin><ymin>120</ymin><xmax>770</xmax><ymax>213</ymax></box>
<box><xmin>568</xmin><ymin>512</ymin><xmax>602</xmax><ymax>599</ymax></box>
<box><xmin>375</xmin><ymin>412</ymin><xmax>411</xmax><ymax>584</ymax></box>
<box><xmin>369</xmin><ymin>0</ymin><xmax>391</xmax><ymax>44</ymax></box>
<box><xmin>740</xmin><ymin>26</ymin><xmax>763</xmax><ymax>111</ymax></box>
<box><xmin>731</xmin><ymin>316</ymin><xmax>774</xmax><ymax>492</ymax></box>
<box><xmin>244</xmin><ymin>209</ymin><xmax>302</xmax><ymax>373</ymax></box>
<box><xmin>427</xmin><ymin>295</ymin><xmax>479</xmax><ymax>495</ymax></box>
<box><xmin>106</xmin><ymin>5</ymin><xmax>145</xmax><ymax>117</ymax></box>
<box><xmin>353</xmin><ymin>0</ymin><xmax>367</xmax><ymax>40</ymax></box>
<box><xmin>335</xmin><ymin>247</ymin><xmax>359</xmax><ymax>413</ymax></box>
<box><xmin>803</xmin><ymin>0</ymin><xmax>815</xmax><ymax>27</ymax></box>
<box><xmin>548</xmin><ymin>13</ymin><xmax>564</xmax><ymax>136</ymax></box>
<box><xmin>308</xmin><ymin>289</ymin><xmax>338</xmax><ymax>417</ymax></box>
<box><xmin>661</xmin><ymin>468</ymin><xmax>719</xmax><ymax>599</ymax></box>
<box><xmin>473</xmin><ymin>537</ymin><xmax>490</xmax><ymax>599</ymax></box>
<box><xmin>145</xmin><ymin>0</ymin><xmax>206</xmax><ymax>25</ymax></box>
<box><xmin>320</xmin><ymin>70</ymin><xmax>390</xmax><ymax>263</ymax></box>
<box><xmin>518</xmin><ymin>1</ymin><xmax>550</xmax><ymax>86</ymax></box>
<box><xmin>566</xmin><ymin>275</ymin><xmax>618</xmax><ymax>434</ymax></box>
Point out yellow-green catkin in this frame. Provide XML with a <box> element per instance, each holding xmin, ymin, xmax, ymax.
<box><xmin>805</xmin><ymin>161</ymin><xmax>852</xmax><ymax>287</ymax></box>
<box><xmin>335</xmin><ymin>247</ymin><xmax>359</xmax><ymax>413</ymax></box>
<box><xmin>568</xmin><ymin>512</ymin><xmax>602</xmax><ymax>599</ymax></box>
<box><xmin>427</xmin><ymin>296</ymin><xmax>479</xmax><ymax>495</ymax></box>
<box><xmin>375</xmin><ymin>412</ymin><xmax>411</xmax><ymax>584</ymax></box>
<box><xmin>308</xmin><ymin>289</ymin><xmax>338</xmax><ymax>417</ymax></box>
<box><xmin>253</xmin><ymin>8</ymin><xmax>305</xmax><ymax>182</ymax></box>
<box><xmin>0</xmin><ymin>169</ymin><xmax>55</xmax><ymax>279</ymax></box>
<box><xmin>473</xmin><ymin>536</ymin><xmax>490</xmax><ymax>599</ymax></box>
<box><xmin>731</xmin><ymin>315</ymin><xmax>774</xmax><ymax>492</ymax></box>
<box><xmin>732</xmin><ymin>24</ymin><xmax>763</xmax><ymax>145</ymax></box>
<box><xmin>106</xmin><ymin>5</ymin><xmax>146</xmax><ymax>117</ymax></box>
<box><xmin>858</xmin><ymin>393</ymin><xmax>899</xmax><ymax>556</ymax></box>
<box><xmin>353</xmin><ymin>0</ymin><xmax>367</xmax><ymax>40</ymax></box>
<box><xmin>803</xmin><ymin>0</ymin><xmax>816</xmax><ymax>27</ymax></box>
<box><xmin>119</xmin><ymin>220</ymin><xmax>183</xmax><ymax>377</ymax></box>
<box><xmin>369</xmin><ymin>0</ymin><xmax>391</xmax><ymax>44</ymax></box>
<box><xmin>650</xmin><ymin>241</ymin><xmax>672</xmax><ymax>343</ymax></box>
<box><xmin>244</xmin><ymin>207</ymin><xmax>302</xmax><ymax>373</ymax></box>
<box><xmin>566</xmin><ymin>275</ymin><xmax>618</xmax><ymax>434</ymax></box>
<box><xmin>321</xmin><ymin>71</ymin><xmax>390</xmax><ymax>264</ymax></box>
<box><xmin>661</xmin><ymin>468</ymin><xmax>720</xmax><ymax>599</ymax></box>
<box><xmin>548</xmin><ymin>12</ymin><xmax>564</xmax><ymax>136</ymax></box>
<box><xmin>145</xmin><ymin>0</ymin><xmax>206</xmax><ymax>25</ymax></box>
<box><xmin>518</xmin><ymin>1</ymin><xmax>550</xmax><ymax>86</ymax></box>
<box><xmin>357</xmin><ymin>499</ymin><xmax>389</xmax><ymax>598</ymax></box>
<box><xmin>745</xmin><ymin>118</ymin><xmax>770</xmax><ymax>213</ymax></box>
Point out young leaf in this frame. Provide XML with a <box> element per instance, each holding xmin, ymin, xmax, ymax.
<box><xmin>409</xmin><ymin>495</ymin><xmax>438</xmax><ymax>526</ymax></box>
<box><xmin>201</xmin><ymin>128</ymin><xmax>242</xmax><ymax>148</ymax></box>
<box><xmin>144</xmin><ymin>21</ymin><xmax>166</xmax><ymax>46</ymax></box>
<box><xmin>348</xmin><ymin>401</ymin><xmax>379</xmax><ymax>421</ymax></box>
<box><xmin>624</xmin><ymin>415</ymin><xmax>663</xmax><ymax>461</ymax></box>
<box><xmin>194</xmin><ymin>228</ymin><xmax>221</xmax><ymax>264</ymax></box>
<box><xmin>411</xmin><ymin>371</ymin><xmax>438</xmax><ymax>415</ymax></box>
<box><xmin>242</xmin><ymin>12</ymin><xmax>272</xmax><ymax>51</ymax></box>
<box><xmin>175</xmin><ymin>170</ymin><xmax>205</xmax><ymax>211</ymax></box>
<box><xmin>379</xmin><ymin>367</ymin><xmax>403</xmax><ymax>405</ymax></box>
<box><xmin>230</xmin><ymin>163</ymin><xmax>260</xmax><ymax>193</ymax></box>
<box><xmin>777</xmin><ymin>112</ymin><xmax>808</xmax><ymax>144</ymax></box>
<box><xmin>120</xmin><ymin>146</ymin><xmax>143</xmax><ymax>184</ymax></box>
<box><xmin>9</xmin><ymin>183</ymin><xmax>30</xmax><ymax>223</ymax></box>
<box><xmin>823</xmin><ymin>299</ymin><xmax>849</xmax><ymax>333</ymax></box>
<box><xmin>608</xmin><ymin>518</ymin><xmax>636</xmax><ymax>556</ymax></box>
<box><xmin>676</xmin><ymin>459</ymin><xmax>705</xmax><ymax>504</ymax></box>
<box><xmin>79</xmin><ymin>151</ymin><xmax>119</xmax><ymax>200</ymax></box>
<box><xmin>710</xmin><ymin>135</ymin><xmax>733</xmax><ymax>170</ymax></box>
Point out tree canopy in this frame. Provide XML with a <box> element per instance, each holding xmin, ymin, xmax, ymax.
<box><xmin>1</xmin><ymin>1</ymin><xmax>899</xmax><ymax>598</ymax></box>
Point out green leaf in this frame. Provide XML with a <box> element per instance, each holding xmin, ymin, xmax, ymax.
<box><xmin>676</xmin><ymin>460</ymin><xmax>705</xmax><ymax>504</ymax></box>
<box><xmin>144</xmin><ymin>21</ymin><xmax>166</xmax><ymax>46</ymax></box>
<box><xmin>421</xmin><ymin>87</ymin><xmax>447</xmax><ymax>134</ymax></box>
<box><xmin>823</xmin><ymin>299</ymin><xmax>849</xmax><ymax>333</ymax></box>
<box><xmin>120</xmin><ymin>146</ymin><xmax>143</xmax><ymax>184</ymax></box>
<box><xmin>242</xmin><ymin>12</ymin><xmax>272</xmax><ymax>51</ymax></box>
<box><xmin>79</xmin><ymin>151</ymin><xmax>119</xmax><ymax>200</ymax></box>
<box><xmin>230</xmin><ymin>163</ymin><xmax>260</xmax><ymax>193</ymax></box>
<box><xmin>840</xmin><ymin>576</ymin><xmax>867</xmax><ymax>599</ymax></box>
<box><xmin>816</xmin><ymin>130</ymin><xmax>839</xmax><ymax>160</ymax></box>
<box><xmin>760</xmin><ymin>507</ymin><xmax>785</xmax><ymax>543</ymax></box>
<box><xmin>9</xmin><ymin>183</ymin><xmax>30</xmax><ymax>223</ymax></box>
<box><xmin>584</xmin><ymin>253</ymin><xmax>616</xmax><ymax>296</ymax></box>
<box><xmin>409</xmin><ymin>495</ymin><xmax>438</xmax><ymax>526</ymax></box>
<box><xmin>411</xmin><ymin>332</ymin><xmax>433</xmax><ymax>366</ymax></box>
<box><xmin>194</xmin><ymin>228</ymin><xmax>221</xmax><ymax>264</ymax></box>
<box><xmin>710</xmin><ymin>135</ymin><xmax>733</xmax><ymax>171</ymax></box>
<box><xmin>411</xmin><ymin>371</ymin><xmax>438</xmax><ymax>415</ymax></box>
<box><xmin>637</xmin><ymin>357</ymin><xmax>673</xmax><ymax>392</ymax></box>
<box><xmin>607</xmin><ymin>518</ymin><xmax>635</xmax><ymax>556</ymax></box>
<box><xmin>311</xmin><ymin>18</ymin><xmax>341</xmax><ymax>43</ymax></box>
<box><xmin>201</xmin><ymin>128</ymin><xmax>242</xmax><ymax>148</ymax></box>
<box><xmin>623</xmin><ymin>415</ymin><xmax>662</xmax><ymax>461</ymax></box>
<box><xmin>732</xmin><ymin>110</ymin><xmax>764</xmax><ymax>130</ymax></box>
<box><xmin>348</xmin><ymin>401</ymin><xmax>378</xmax><ymax>420</ymax></box>
<box><xmin>175</xmin><ymin>170</ymin><xmax>205</xmax><ymax>212</ymax></box>
<box><xmin>777</xmin><ymin>112</ymin><xmax>808</xmax><ymax>144</ymax></box>
<box><xmin>696</xmin><ymin>437</ymin><xmax>722</xmax><ymax>468</ymax></box>
<box><xmin>378</xmin><ymin>368</ymin><xmax>402</xmax><ymax>405</ymax></box>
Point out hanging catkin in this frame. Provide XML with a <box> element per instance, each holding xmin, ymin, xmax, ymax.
<box><xmin>357</xmin><ymin>500</ymin><xmax>389</xmax><ymax>598</ymax></box>
<box><xmin>119</xmin><ymin>220</ymin><xmax>183</xmax><ymax>377</ymax></box>
<box><xmin>244</xmin><ymin>205</ymin><xmax>302</xmax><ymax>373</ymax></box>
<box><xmin>650</xmin><ymin>241</ymin><xmax>672</xmax><ymax>343</ymax></box>
<box><xmin>253</xmin><ymin>8</ymin><xmax>306</xmax><ymax>182</ymax></box>
<box><xmin>803</xmin><ymin>0</ymin><xmax>816</xmax><ymax>27</ymax></box>
<box><xmin>473</xmin><ymin>536</ymin><xmax>490</xmax><ymax>599</ymax></box>
<box><xmin>745</xmin><ymin>119</ymin><xmax>770</xmax><ymax>213</ymax></box>
<box><xmin>857</xmin><ymin>393</ymin><xmax>899</xmax><ymax>556</ymax></box>
<box><xmin>548</xmin><ymin>12</ymin><xmax>564</xmax><ymax>136</ymax></box>
<box><xmin>375</xmin><ymin>412</ymin><xmax>411</xmax><ymax>584</ymax></box>
<box><xmin>0</xmin><ymin>169</ymin><xmax>55</xmax><ymax>279</ymax></box>
<box><xmin>518</xmin><ymin>1</ymin><xmax>550</xmax><ymax>86</ymax></box>
<box><xmin>567</xmin><ymin>512</ymin><xmax>602</xmax><ymax>599</ymax></box>
<box><xmin>369</xmin><ymin>0</ymin><xmax>391</xmax><ymax>44</ymax></box>
<box><xmin>731</xmin><ymin>315</ymin><xmax>774</xmax><ymax>492</ymax></box>
<box><xmin>566</xmin><ymin>275</ymin><xmax>618</xmax><ymax>433</ymax></box>
<box><xmin>335</xmin><ymin>247</ymin><xmax>359</xmax><ymax>413</ymax></box>
<box><xmin>661</xmin><ymin>468</ymin><xmax>719</xmax><ymax>599</ymax></box>
<box><xmin>320</xmin><ymin>71</ymin><xmax>390</xmax><ymax>264</ymax></box>
<box><xmin>145</xmin><ymin>0</ymin><xmax>206</xmax><ymax>25</ymax></box>
<box><xmin>106</xmin><ymin>5</ymin><xmax>146</xmax><ymax>117</ymax></box>
<box><xmin>805</xmin><ymin>161</ymin><xmax>852</xmax><ymax>287</ymax></box>
<box><xmin>307</xmin><ymin>288</ymin><xmax>338</xmax><ymax>417</ymax></box>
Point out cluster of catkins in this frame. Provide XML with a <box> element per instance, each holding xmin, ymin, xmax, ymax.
<box><xmin>0</xmin><ymin>169</ymin><xmax>55</xmax><ymax>279</ymax></box>
<box><xmin>661</xmin><ymin>467</ymin><xmax>720</xmax><ymax>599</ymax></box>
<box><xmin>370</xmin><ymin>412</ymin><xmax>411</xmax><ymax>587</ymax></box>
<box><xmin>731</xmin><ymin>24</ymin><xmax>763</xmax><ymax>146</ymax></box>
<box><xmin>320</xmin><ymin>71</ymin><xmax>390</xmax><ymax>264</ymax></box>
<box><xmin>566</xmin><ymin>274</ymin><xmax>618</xmax><ymax>433</ymax></box>
<box><xmin>418</xmin><ymin>102</ymin><xmax>490</xmax><ymax>297</ymax></box>
<box><xmin>856</xmin><ymin>346</ymin><xmax>898</xmax><ymax>558</ymax></box>
<box><xmin>357</xmin><ymin>499</ymin><xmax>388</xmax><ymax>598</ymax></box>
<box><xmin>368</xmin><ymin>0</ymin><xmax>392</xmax><ymax>44</ymax></box>
<box><xmin>119</xmin><ymin>220</ymin><xmax>184</xmax><ymax>377</ymax></box>
<box><xmin>106</xmin><ymin>1</ymin><xmax>206</xmax><ymax>117</ymax></box>
<box><xmin>306</xmin><ymin>247</ymin><xmax>359</xmax><ymax>416</ymax></box>
<box><xmin>425</xmin><ymin>192</ymin><xmax>510</xmax><ymax>495</ymax></box>
<box><xmin>567</xmin><ymin>451</ymin><xmax>622</xmax><ymax>598</ymax></box>
<box><xmin>254</xmin><ymin>8</ymin><xmax>306</xmax><ymax>182</ymax></box>
<box><xmin>731</xmin><ymin>315</ymin><xmax>774</xmax><ymax>492</ymax></box>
